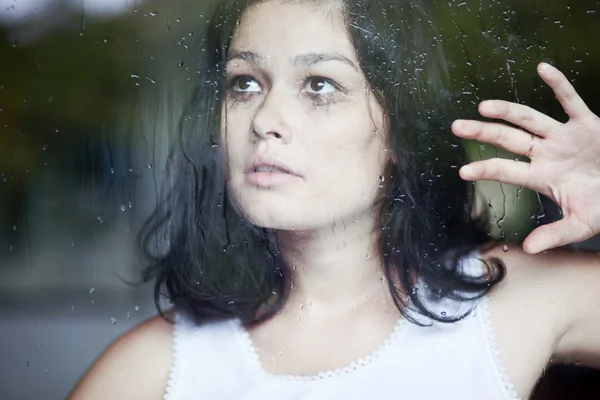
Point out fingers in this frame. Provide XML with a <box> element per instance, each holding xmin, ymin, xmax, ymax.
<box><xmin>523</xmin><ymin>218</ymin><xmax>595</xmax><ymax>254</ymax></box>
<box><xmin>537</xmin><ymin>62</ymin><xmax>592</xmax><ymax>120</ymax></box>
<box><xmin>459</xmin><ymin>158</ymin><xmax>548</xmax><ymax>194</ymax></box>
<box><xmin>477</xmin><ymin>100</ymin><xmax>561</xmax><ymax>138</ymax></box>
<box><xmin>452</xmin><ymin>120</ymin><xmax>537</xmax><ymax>157</ymax></box>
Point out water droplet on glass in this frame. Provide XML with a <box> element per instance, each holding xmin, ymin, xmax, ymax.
<box><xmin>89</xmin><ymin>287</ymin><xmax>95</xmax><ymax>294</ymax></box>
<box><xmin>120</xmin><ymin>205</ymin><xmax>127</xmax><ymax>212</ymax></box>
<box><xmin>441</xmin><ymin>311</ymin><xmax>447</xmax><ymax>318</ymax></box>
<box><xmin>12</xmin><ymin>225</ymin><xmax>16</xmax><ymax>231</ymax></box>
<box><xmin>502</xmin><ymin>245</ymin><xmax>508</xmax><ymax>252</ymax></box>
<box><xmin>134</xmin><ymin>306</ymin><xmax>140</xmax><ymax>311</ymax></box>
<box><xmin>178</xmin><ymin>61</ymin><xmax>184</xmax><ymax>67</ymax></box>
<box><xmin>149</xmin><ymin>11</ymin><xmax>159</xmax><ymax>16</ymax></box>
<box><xmin>110</xmin><ymin>317</ymin><xmax>117</xmax><ymax>325</ymax></box>
<box><xmin>25</xmin><ymin>361</ymin><xmax>30</xmax><ymax>367</ymax></box>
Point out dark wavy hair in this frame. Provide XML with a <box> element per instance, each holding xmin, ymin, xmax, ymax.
<box><xmin>138</xmin><ymin>0</ymin><xmax>505</xmax><ymax>327</ymax></box>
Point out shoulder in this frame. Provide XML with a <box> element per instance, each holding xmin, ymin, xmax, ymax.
<box><xmin>481</xmin><ymin>242</ymin><xmax>600</xmax><ymax>337</ymax></box>
<box><xmin>67</xmin><ymin>309</ymin><xmax>175</xmax><ymax>400</ymax></box>
<box><xmin>479</xmin><ymin>243</ymin><xmax>600</xmax><ymax>392</ymax></box>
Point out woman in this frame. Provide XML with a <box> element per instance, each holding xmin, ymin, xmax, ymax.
<box><xmin>68</xmin><ymin>0</ymin><xmax>600</xmax><ymax>399</ymax></box>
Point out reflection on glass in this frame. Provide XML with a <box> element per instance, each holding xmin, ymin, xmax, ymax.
<box><xmin>1</xmin><ymin>1</ymin><xmax>599</xmax><ymax>399</ymax></box>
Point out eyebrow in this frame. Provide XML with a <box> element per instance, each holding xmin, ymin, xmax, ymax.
<box><xmin>227</xmin><ymin>50</ymin><xmax>357</xmax><ymax>70</ymax></box>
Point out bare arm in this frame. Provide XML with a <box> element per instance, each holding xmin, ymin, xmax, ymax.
<box><xmin>545</xmin><ymin>249</ymin><xmax>600</xmax><ymax>367</ymax></box>
<box><xmin>67</xmin><ymin>311</ymin><xmax>174</xmax><ymax>400</ymax></box>
<box><xmin>488</xmin><ymin>244</ymin><xmax>600</xmax><ymax>368</ymax></box>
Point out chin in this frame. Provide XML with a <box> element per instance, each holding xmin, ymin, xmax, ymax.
<box><xmin>237</xmin><ymin>201</ymin><xmax>318</xmax><ymax>231</ymax></box>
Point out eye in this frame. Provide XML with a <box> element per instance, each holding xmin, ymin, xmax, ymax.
<box><xmin>305</xmin><ymin>77</ymin><xmax>336</xmax><ymax>94</ymax></box>
<box><xmin>231</xmin><ymin>76</ymin><xmax>261</xmax><ymax>92</ymax></box>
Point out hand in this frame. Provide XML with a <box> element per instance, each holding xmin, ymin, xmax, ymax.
<box><xmin>451</xmin><ymin>62</ymin><xmax>600</xmax><ymax>254</ymax></box>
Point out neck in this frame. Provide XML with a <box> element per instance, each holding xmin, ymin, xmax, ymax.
<box><xmin>276</xmin><ymin>210</ymin><xmax>393</xmax><ymax>314</ymax></box>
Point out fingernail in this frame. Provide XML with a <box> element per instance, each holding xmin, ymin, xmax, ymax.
<box><xmin>460</xmin><ymin>165</ymin><xmax>474</xmax><ymax>176</ymax></box>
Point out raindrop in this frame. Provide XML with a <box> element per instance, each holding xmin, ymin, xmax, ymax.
<box><xmin>110</xmin><ymin>317</ymin><xmax>117</xmax><ymax>325</ymax></box>
<box><xmin>12</xmin><ymin>225</ymin><xmax>16</xmax><ymax>231</ymax></box>
<box><xmin>42</xmin><ymin>145</ymin><xmax>49</xmax><ymax>151</ymax></box>
<box><xmin>110</xmin><ymin>168</ymin><xmax>115</xmax><ymax>174</ymax></box>
<box><xmin>89</xmin><ymin>287</ymin><xmax>95</xmax><ymax>294</ymax></box>
<box><xmin>178</xmin><ymin>61</ymin><xmax>185</xmax><ymax>67</ymax></box>
<box><xmin>441</xmin><ymin>311</ymin><xmax>447</xmax><ymax>318</ymax></box>
<box><xmin>149</xmin><ymin>11</ymin><xmax>159</xmax><ymax>17</ymax></box>
<box><xmin>25</xmin><ymin>361</ymin><xmax>30</xmax><ymax>367</ymax></box>
<box><xmin>502</xmin><ymin>245</ymin><xmax>508</xmax><ymax>252</ymax></box>
<box><xmin>120</xmin><ymin>205</ymin><xmax>127</xmax><ymax>212</ymax></box>
<box><xmin>134</xmin><ymin>306</ymin><xmax>140</xmax><ymax>311</ymax></box>
<box><xmin>97</xmin><ymin>216</ymin><xmax>103</xmax><ymax>223</ymax></box>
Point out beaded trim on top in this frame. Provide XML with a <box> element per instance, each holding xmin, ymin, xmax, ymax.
<box><xmin>479</xmin><ymin>297</ymin><xmax>522</xmax><ymax>400</ymax></box>
<box><xmin>232</xmin><ymin>317</ymin><xmax>408</xmax><ymax>381</ymax></box>
<box><xmin>163</xmin><ymin>310</ymin><xmax>185</xmax><ymax>400</ymax></box>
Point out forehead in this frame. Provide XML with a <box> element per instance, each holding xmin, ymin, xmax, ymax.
<box><xmin>230</xmin><ymin>2</ymin><xmax>356</xmax><ymax>61</ymax></box>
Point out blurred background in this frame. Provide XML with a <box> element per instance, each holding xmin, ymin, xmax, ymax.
<box><xmin>0</xmin><ymin>0</ymin><xmax>599</xmax><ymax>399</ymax></box>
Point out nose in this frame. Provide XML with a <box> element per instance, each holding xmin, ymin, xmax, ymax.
<box><xmin>251</xmin><ymin>90</ymin><xmax>294</xmax><ymax>144</ymax></box>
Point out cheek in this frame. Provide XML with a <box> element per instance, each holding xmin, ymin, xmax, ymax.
<box><xmin>307</xmin><ymin>114</ymin><xmax>387</xmax><ymax>197</ymax></box>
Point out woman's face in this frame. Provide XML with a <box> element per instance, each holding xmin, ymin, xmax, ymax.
<box><xmin>222</xmin><ymin>1</ymin><xmax>390</xmax><ymax>230</ymax></box>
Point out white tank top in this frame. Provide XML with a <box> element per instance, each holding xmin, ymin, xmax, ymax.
<box><xmin>163</xmin><ymin>258</ymin><xmax>521</xmax><ymax>400</ymax></box>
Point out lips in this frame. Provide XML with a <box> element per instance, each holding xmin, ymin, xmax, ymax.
<box><xmin>245</xmin><ymin>157</ymin><xmax>299</xmax><ymax>177</ymax></box>
<box><xmin>244</xmin><ymin>156</ymin><xmax>302</xmax><ymax>187</ymax></box>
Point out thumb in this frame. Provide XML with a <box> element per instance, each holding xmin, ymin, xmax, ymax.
<box><xmin>523</xmin><ymin>217</ymin><xmax>594</xmax><ymax>254</ymax></box>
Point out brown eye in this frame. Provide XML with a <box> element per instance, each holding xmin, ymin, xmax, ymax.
<box><xmin>305</xmin><ymin>77</ymin><xmax>335</xmax><ymax>94</ymax></box>
<box><xmin>233</xmin><ymin>76</ymin><xmax>260</xmax><ymax>92</ymax></box>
